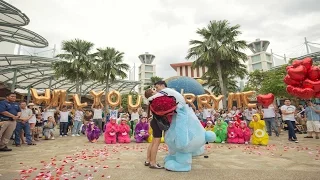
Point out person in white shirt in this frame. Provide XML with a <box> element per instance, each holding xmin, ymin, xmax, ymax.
<box><xmin>280</xmin><ymin>99</ymin><xmax>298</xmax><ymax>143</ymax></box>
<box><xmin>130</xmin><ymin>108</ymin><xmax>141</xmax><ymax>136</ymax></box>
<box><xmin>27</xmin><ymin>103</ymin><xmax>40</xmax><ymax>141</ymax></box>
<box><xmin>92</xmin><ymin>103</ymin><xmax>104</xmax><ymax>133</ymax></box>
<box><xmin>43</xmin><ymin>106</ymin><xmax>56</xmax><ymax>123</ymax></box>
<box><xmin>56</xmin><ymin>106</ymin><xmax>71</xmax><ymax>137</ymax></box>
<box><xmin>202</xmin><ymin>108</ymin><xmax>212</xmax><ymax>123</ymax></box>
<box><xmin>243</xmin><ymin>107</ymin><xmax>257</xmax><ymax>125</ymax></box>
<box><xmin>262</xmin><ymin>105</ymin><xmax>279</xmax><ymax>137</ymax></box>
<box><xmin>72</xmin><ymin>107</ymin><xmax>84</xmax><ymax>136</ymax></box>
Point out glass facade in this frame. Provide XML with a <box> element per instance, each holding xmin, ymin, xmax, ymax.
<box><xmin>252</xmin><ymin>63</ymin><xmax>262</xmax><ymax>71</ymax></box>
<box><xmin>145</xmin><ymin>72</ymin><xmax>154</xmax><ymax>78</ymax></box>
<box><xmin>266</xmin><ymin>54</ymin><xmax>272</xmax><ymax>62</ymax></box>
<box><xmin>145</xmin><ymin>65</ymin><xmax>153</xmax><ymax>71</ymax></box>
<box><xmin>267</xmin><ymin>62</ymin><xmax>273</xmax><ymax>69</ymax></box>
<box><xmin>251</xmin><ymin>55</ymin><xmax>261</xmax><ymax>63</ymax></box>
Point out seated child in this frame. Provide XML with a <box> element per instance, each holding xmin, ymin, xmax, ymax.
<box><xmin>135</xmin><ymin>115</ymin><xmax>150</xmax><ymax>143</ymax></box>
<box><xmin>104</xmin><ymin>116</ymin><xmax>118</xmax><ymax>144</ymax></box>
<box><xmin>205</xmin><ymin>120</ymin><xmax>214</xmax><ymax>132</ymax></box>
<box><xmin>249</xmin><ymin>114</ymin><xmax>269</xmax><ymax>146</ymax></box>
<box><xmin>43</xmin><ymin>116</ymin><xmax>56</xmax><ymax>140</ymax></box>
<box><xmin>227</xmin><ymin>121</ymin><xmax>239</xmax><ymax>144</ymax></box>
<box><xmin>213</xmin><ymin>118</ymin><xmax>227</xmax><ymax>143</ymax></box>
<box><xmin>86</xmin><ymin>122</ymin><xmax>100</xmax><ymax>143</ymax></box>
<box><xmin>238</xmin><ymin>121</ymin><xmax>251</xmax><ymax>144</ymax></box>
<box><xmin>118</xmin><ymin>116</ymin><xmax>131</xmax><ymax>143</ymax></box>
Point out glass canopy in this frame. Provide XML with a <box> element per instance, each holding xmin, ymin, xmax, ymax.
<box><xmin>0</xmin><ymin>55</ymin><xmax>141</xmax><ymax>94</ymax></box>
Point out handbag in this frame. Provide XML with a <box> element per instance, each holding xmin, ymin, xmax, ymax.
<box><xmin>153</xmin><ymin>114</ymin><xmax>170</xmax><ymax>131</ymax></box>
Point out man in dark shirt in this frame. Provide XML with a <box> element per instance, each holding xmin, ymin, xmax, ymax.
<box><xmin>0</xmin><ymin>92</ymin><xmax>21</xmax><ymax>151</ymax></box>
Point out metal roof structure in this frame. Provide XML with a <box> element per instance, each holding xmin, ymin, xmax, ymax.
<box><xmin>0</xmin><ymin>0</ymin><xmax>29</xmax><ymax>26</ymax></box>
<box><xmin>0</xmin><ymin>0</ymin><xmax>48</xmax><ymax>48</ymax></box>
<box><xmin>0</xmin><ymin>54</ymin><xmax>141</xmax><ymax>94</ymax></box>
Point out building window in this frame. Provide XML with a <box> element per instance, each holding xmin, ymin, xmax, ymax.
<box><xmin>266</xmin><ymin>54</ymin><xmax>272</xmax><ymax>62</ymax></box>
<box><xmin>252</xmin><ymin>63</ymin><xmax>262</xmax><ymax>71</ymax></box>
<box><xmin>267</xmin><ymin>62</ymin><xmax>273</xmax><ymax>69</ymax></box>
<box><xmin>145</xmin><ymin>65</ymin><xmax>153</xmax><ymax>71</ymax></box>
<box><xmin>251</xmin><ymin>55</ymin><xmax>261</xmax><ymax>63</ymax></box>
<box><xmin>145</xmin><ymin>72</ymin><xmax>153</xmax><ymax>78</ymax></box>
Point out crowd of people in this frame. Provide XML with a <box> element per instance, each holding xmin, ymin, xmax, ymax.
<box><xmin>0</xmin><ymin>89</ymin><xmax>320</xmax><ymax>154</ymax></box>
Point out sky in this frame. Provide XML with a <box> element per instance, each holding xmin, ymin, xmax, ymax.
<box><xmin>8</xmin><ymin>0</ymin><xmax>320</xmax><ymax>80</ymax></box>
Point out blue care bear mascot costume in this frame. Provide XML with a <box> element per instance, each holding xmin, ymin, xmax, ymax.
<box><xmin>149</xmin><ymin>88</ymin><xmax>216</xmax><ymax>172</ymax></box>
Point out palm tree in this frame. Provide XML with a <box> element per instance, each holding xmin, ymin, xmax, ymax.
<box><xmin>53</xmin><ymin>39</ymin><xmax>94</xmax><ymax>95</ymax></box>
<box><xmin>143</xmin><ymin>76</ymin><xmax>163</xmax><ymax>90</ymax></box>
<box><xmin>91</xmin><ymin>47</ymin><xmax>130</xmax><ymax>106</ymax></box>
<box><xmin>186</xmin><ymin>20</ymin><xmax>248</xmax><ymax>108</ymax></box>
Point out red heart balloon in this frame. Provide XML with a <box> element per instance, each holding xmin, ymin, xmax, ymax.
<box><xmin>288</xmin><ymin>65</ymin><xmax>307</xmax><ymax>81</ymax></box>
<box><xmin>292</xmin><ymin>60</ymin><xmax>302</xmax><ymax>67</ymax></box>
<box><xmin>315</xmin><ymin>92</ymin><xmax>320</xmax><ymax>98</ymax></box>
<box><xmin>308</xmin><ymin>66</ymin><xmax>320</xmax><ymax>80</ymax></box>
<box><xmin>291</xmin><ymin>87</ymin><xmax>314</xmax><ymax>99</ymax></box>
<box><xmin>257</xmin><ymin>93</ymin><xmax>274</xmax><ymax>107</ymax></box>
<box><xmin>302</xmin><ymin>57</ymin><xmax>313</xmax><ymax>70</ymax></box>
<box><xmin>303</xmin><ymin>79</ymin><xmax>320</xmax><ymax>92</ymax></box>
<box><xmin>283</xmin><ymin>75</ymin><xmax>300</xmax><ymax>86</ymax></box>
<box><xmin>286</xmin><ymin>65</ymin><xmax>293</xmax><ymax>72</ymax></box>
<box><xmin>298</xmin><ymin>88</ymin><xmax>314</xmax><ymax>99</ymax></box>
<box><xmin>286</xmin><ymin>85</ymin><xmax>295</xmax><ymax>93</ymax></box>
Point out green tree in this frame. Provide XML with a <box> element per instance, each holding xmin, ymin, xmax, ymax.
<box><xmin>144</xmin><ymin>76</ymin><xmax>163</xmax><ymax>90</ymax></box>
<box><xmin>244</xmin><ymin>70</ymin><xmax>265</xmax><ymax>92</ymax></box>
<box><xmin>259</xmin><ymin>65</ymin><xmax>288</xmax><ymax>97</ymax></box>
<box><xmin>200</xmin><ymin>60</ymin><xmax>247</xmax><ymax>94</ymax></box>
<box><xmin>186</xmin><ymin>20</ymin><xmax>248</xmax><ymax>107</ymax></box>
<box><xmin>121</xmin><ymin>92</ymin><xmax>140</xmax><ymax>112</ymax></box>
<box><xmin>53</xmin><ymin>39</ymin><xmax>94</xmax><ymax>95</ymax></box>
<box><xmin>91</xmin><ymin>47</ymin><xmax>130</xmax><ymax>106</ymax></box>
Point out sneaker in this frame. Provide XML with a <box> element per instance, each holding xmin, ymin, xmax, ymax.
<box><xmin>76</xmin><ymin>134</ymin><xmax>80</xmax><ymax>137</ymax></box>
<box><xmin>72</xmin><ymin>134</ymin><xmax>75</xmax><ymax>137</ymax></box>
<box><xmin>294</xmin><ymin>140</ymin><xmax>299</xmax><ymax>143</ymax></box>
<box><xmin>63</xmin><ymin>135</ymin><xmax>67</xmax><ymax>137</ymax></box>
<box><xmin>245</xmin><ymin>141</ymin><xmax>248</xmax><ymax>145</ymax></box>
<box><xmin>0</xmin><ymin>146</ymin><xmax>12</xmax><ymax>151</ymax></box>
<box><xmin>60</xmin><ymin>135</ymin><xmax>62</xmax><ymax>137</ymax></box>
<box><xmin>221</xmin><ymin>141</ymin><xmax>225</xmax><ymax>144</ymax></box>
<box><xmin>51</xmin><ymin>137</ymin><xmax>55</xmax><ymax>140</ymax></box>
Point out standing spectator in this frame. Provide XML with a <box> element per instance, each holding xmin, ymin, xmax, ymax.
<box><xmin>0</xmin><ymin>93</ymin><xmax>21</xmax><ymax>151</ymax></box>
<box><xmin>56</xmin><ymin>106</ymin><xmax>71</xmax><ymax>137</ymax></box>
<box><xmin>27</xmin><ymin>103</ymin><xmax>40</xmax><ymax>141</ymax></box>
<box><xmin>280</xmin><ymin>99</ymin><xmax>298</xmax><ymax>143</ymax></box>
<box><xmin>262</xmin><ymin>105</ymin><xmax>279</xmax><ymax>137</ymax></box>
<box><xmin>202</xmin><ymin>107</ymin><xmax>212</xmax><ymax>123</ymax></box>
<box><xmin>304</xmin><ymin>100</ymin><xmax>320</xmax><ymax>139</ymax></box>
<box><xmin>14</xmin><ymin>101</ymin><xmax>36</xmax><ymax>146</ymax></box>
<box><xmin>195</xmin><ymin>110</ymin><xmax>202</xmax><ymax>120</ymax></box>
<box><xmin>243</xmin><ymin>107</ymin><xmax>257</xmax><ymax>126</ymax></box>
<box><xmin>92</xmin><ymin>103</ymin><xmax>104</xmax><ymax>133</ymax></box>
<box><xmin>275</xmin><ymin>109</ymin><xmax>283</xmax><ymax>135</ymax></box>
<box><xmin>72</xmin><ymin>107</ymin><xmax>84</xmax><ymax>136</ymax></box>
<box><xmin>130</xmin><ymin>108</ymin><xmax>140</xmax><ymax>136</ymax></box>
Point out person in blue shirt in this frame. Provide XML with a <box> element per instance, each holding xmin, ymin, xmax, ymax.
<box><xmin>304</xmin><ymin>100</ymin><xmax>320</xmax><ymax>139</ymax></box>
<box><xmin>0</xmin><ymin>92</ymin><xmax>21</xmax><ymax>151</ymax></box>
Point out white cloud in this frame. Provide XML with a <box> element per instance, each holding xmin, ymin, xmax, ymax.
<box><xmin>7</xmin><ymin>0</ymin><xmax>320</xmax><ymax>80</ymax></box>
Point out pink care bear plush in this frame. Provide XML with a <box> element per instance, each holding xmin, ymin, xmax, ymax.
<box><xmin>227</xmin><ymin>121</ymin><xmax>239</xmax><ymax>144</ymax></box>
<box><xmin>237</xmin><ymin>121</ymin><xmax>251</xmax><ymax>144</ymax></box>
<box><xmin>117</xmin><ymin>117</ymin><xmax>131</xmax><ymax>143</ymax></box>
<box><xmin>104</xmin><ymin>116</ymin><xmax>118</xmax><ymax>144</ymax></box>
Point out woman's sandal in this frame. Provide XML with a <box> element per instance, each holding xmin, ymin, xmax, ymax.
<box><xmin>149</xmin><ymin>164</ymin><xmax>164</xmax><ymax>169</ymax></box>
<box><xmin>144</xmin><ymin>161</ymin><xmax>150</xmax><ymax>166</ymax></box>
<box><xmin>27</xmin><ymin>143</ymin><xmax>36</xmax><ymax>145</ymax></box>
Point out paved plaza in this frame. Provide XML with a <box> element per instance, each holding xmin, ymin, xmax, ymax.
<box><xmin>0</xmin><ymin>131</ymin><xmax>319</xmax><ymax>180</ymax></box>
